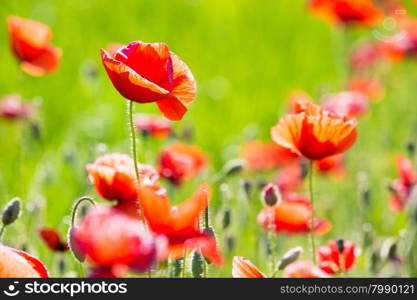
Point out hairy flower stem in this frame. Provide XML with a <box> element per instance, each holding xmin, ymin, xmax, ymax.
<box><xmin>182</xmin><ymin>252</ymin><xmax>188</xmax><ymax>278</ymax></box>
<box><xmin>128</xmin><ymin>101</ymin><xmax>141</xmax><ymax>183</ymax></box>
<box><xmin>308</xmin><ymin>160</ymin><xmax>317</xmax><ymax>265</ymax></box>
<box><xmin>71</xmin><ymin>196</ymin><xmax>95</xmax><ymax>227</ymax></box>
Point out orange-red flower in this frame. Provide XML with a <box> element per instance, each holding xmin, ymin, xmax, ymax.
<box><xmin>86</xmin><ymin>153</ymin><xmax>160</xmax><ymax>217</ymax></box>
<box><xmin>271</xmin><ymin>99</ymin><xmax>358</xmax><ymax>160</ymax></box>
<box><xmin>257</xmin><ymin>193</ymin><xmax>332</xmax><ymax>235</ymax></box>
<box><xmin>389</xmin><ymin>155</ymin><xmax>416</xmax><ymax>211</ymax></box>
<box><xmin>322</xmin><ymin>91</ymin><xmax>369</xmax><ymax>118</ymax></box>
<box><xmin>232</xmin><ymin>256</ymin><xmax>266</xmax><ymax>278</ymax></box>
<box><xmin>348</xmin><ymin>77</ymin><xmax>384</xmax><ymax>102</ymax></box>
<box><xmin>309</xmin><ymin>0</ymin><xmax>383</xmax><ymax>27</ymax></box>
<box><xmin>283</xmin><ymin>260</ymin><xmax>330</xmax><ymax>278</ymax></box>
<box><xmin>137</xmin><ymin>184</ymin><xmax>224</xmax><ymax>265</ymax></box>
<box><xmin>39</xmin><ymin>227</ymin><xmax>69</xmax><ymax>252</ymax></box>
<box><xmin>100</xmin><ymin>41</ymin><xmax>196</xmax><ymax>121</ymax></box>
<box><xmin>240</xmin><ymin>140</ymin><xmax>298</xmax><ymax>171</ymax></box>
<box><xmin>134</xmin><ymin>113</ymin><xmax>172</xmax><ymax>139</ymax></box>
<box><xmin>314</xmin><ymin>154</ymin><xmax>346</xmax><ymax>178</ymax></box>
<box><xmin>71</xmin><ymin>206</ymin><xmax>157</xmax><ymax>277</ymax></box>
<box><xmin>158</xmin><ymin>143</ymin><xmax>207</xmax><ymax>185</ymax></box>
<box><xmin>0</xmin><ymin>243</ymin><xmax>49</xmax><ymax>277</ymax></box>
<box><xmin>317</xmin><ymin>240</ymin><xmax>360</xmax><ymax>274</ymax></box>
<box><xmin>0</xmin><ymin>94</ymin><xmax>34</xmax><ymax>120</ymax></box>
<box><xmin>7</xmin><ymin>16</ymin><xmax>61</xmax><ymax>76</ymax></box>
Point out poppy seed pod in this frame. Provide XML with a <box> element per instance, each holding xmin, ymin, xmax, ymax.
<box><xmin>2</xmin><ymin>197</ymin><xmax>21</xmax><ymax>226</ymax></box>
<box><xmin>68</xmin><ymin>227</ymin><xmax>85</xmax><ymax>262</ymax></box>
<box><xmin>221</xmin><ymin>159</ymin><xmax>245</xmax><ymax>178</ymax></box>
<box><xmin>191</xmin><ymin>252</ymin><xmax>205</xmax><ymax>278</ymax></box>
<box><xmin>277</xmin><ymin>246</ymin><xmax>303</xmax><ymax>270</ymax></box>
<box><xmin>261</xmin><ymin>184</ymin><xmax>281</xmax><ymax>207</ymax></box>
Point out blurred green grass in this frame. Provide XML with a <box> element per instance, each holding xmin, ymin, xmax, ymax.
<box><xmin>1</xmin><ymin>0</ymin><xmax>417</xmax><ymax>277</ymax></box>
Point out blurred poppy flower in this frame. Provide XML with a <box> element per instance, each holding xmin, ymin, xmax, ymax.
<box><xmin>348</xmin><ymin>77</ymin><xmax>385</xmax><ymax>102</ymax></box>
<box><xmin>314</xmin><ymin>154</ymin><xmax>346</xmax><ymax>178</ymax></box>
<box><xmin>322</xmin><ymin>91</ymin><xmax>369</xmax><ymax>118</ymax></box>
<box><xmin>240</xmin><ymin>140</ymin><xmax>298</xmax><ymax>171</ymax></box>
<box><xmin>71</xmin><ymin>206</ymin><xmax>157</xmax><ymax>277</ymax></box>
<box><xmin>0</xmin><ymin>94</ymin><xmax>34</xmax><ymax>120</ymax></box>
<box><xmin>283</xmin><ymin>260</ymin><xmax>330</xmax><ymax>278</ymax></box>
<box><xmin>389</xmin><ymin>155</ymin><xmax>416</xmax><ymax>211</ymax></box>
<box><xmin>158</xmin><ymin>143</ymin><xmax>207</xmax><ymax>185</ymax></box>
<box><xmin>39</xmin><ymin>227</ymin><xmax>69</xmax><ymax>252</ymax></box>
<box><xmin>232</xmin><ymin>256</ymin><xmax>266</xmax><ymax>278</ymax></box>
<box><xmin>271</xmin><ymin>99</ymin><xmax>358</xmax><ymax>160</ymax></box>
<box><xmin>275</xmin><ymin>162</ymin><xmax>305</xmax><ymax>194</ymax></box>
<box><xmin>7</xmin><ymin>16</ymin><xmax>61</xmax><ymax>76</ymax></box>
<box><xmin>257</xmin><ymin>193</ymin><xmax>332</xmax><ymax>235</ymax></box>
<box><xmin>138</xmin><ymin>184</ymin><xmax>224</xmax><ymax>265</ymax></box>
<box><xmin>0</xmin><ymin>243</ymin><xmax>49</xmax><ymax>277</ymax></box>
<box><xmin>317</xmin><ymin>239</ymin><xmax>361</xmax><ymax>274</ymax></box>
<box><xmin>86</xmin><ymin>153</ymin><xmax>160</xmax><ymax>217</ymax></box>
<box><xmin>309</xmin><ymin>0</ymin><xmax>383</xmax><ymax>27</ymax></box>
<box><xmin>101</xmin><ymin>41</ymin><xmax>196</xmax><ymax>121</ymax></box>
<box><xmin>350</xmin><ymin>42</ymin><xmax>384</xmax><ymax>72</ymax></box>
<box><xmin>134</xmin><ymin>113</ymin><xmax>172</xmax><ymax>139</ymax></box>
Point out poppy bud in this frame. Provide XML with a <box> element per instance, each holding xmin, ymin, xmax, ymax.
<box><xmin>300</xmin><ymin>161</ymin><xmax>309</xmax><ymax>179</ymax></box>
<box><xmin>370</xmin><ymin>250</ymin><xmax>380</xmax><ymax>274</ymax></box>
<box><xmin>362</xmin><ymin>223</ymin><xmax>373</xmax><ymax>249</ymax></box>
<box><xmin>222</xmin><ymin>209</ymin><xmax>231</xmax><ymax>229</ymax></box>
<box><xmin>222</xmin><ymin>159</ymin><xmax>245</xmax><ymax>178</ymax></box>
<box><xmin>241</xmin><ymin>179</ymin><xmax>252</xmax><ymax>199</ymax></box>
<box><xmin>226</xmin><ymin>235</ymin><xmax>235</xmax><ymax>253</ymax></box>
<box><xmin>277</xmin><ymin>246</ymin><xmax>303</xmax><ymax>270</ymax></box>
<box><xmin>2</xmin><ymin>197</ymin><xmax>21</xmax><ymax>226</ymax></box>
<box><xmin>29</xmin><ymin>121</ymin><xmax>42</xmax><ymax>141</ymax></box>
<box><xmin>406</xmin><ymin>141</ymin><xmax>415</xmax><ymax>158</ymax></box>
<box><xmin>171</xmin><ymin>259</ymin><xmax>183</xmax><ymax>277</ymax></box>
<box><xmin>68</xmin><ymin>227</ymin><xmax>85</xmax><ymax>262</ymax></box>
<box><xmin>261</xmin><ymin>184</ymin><xmax>281</xmax><ymax>207</ymax></box>
<box><xmin>191</xmin><ymin>252</ymin><xmax>205</xmax><ymax>278</ymax></box>
<box><xmin>336</xmin><ymin>239</ymin><xmax>345</xmax><ymax>253</ymax></box>
<box><xmin>380</xmin><ymin>238</ymin><xmax>398</xmax><ymax>262</ymax></box>
<box><xmin>58</xmin><ymin>257</ymin><xmax>66</xmax><ymax>274</ymax></box>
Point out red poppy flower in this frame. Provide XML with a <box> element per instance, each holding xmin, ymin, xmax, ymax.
<box><xmin>240</xmin><ymin>141</ymin><xmax>298</xmax><ymax>171</ymax></box>
<box><xmin>317</xmin><ymin>240</ymin><xmax>361</xmax><ymax>274</ymax></box>
<box><xmin>257</xmin><ymin>193</ymin><xmax>332</xmax><ymax>235</ymax></box>
<box><xmin>389</xmin><ymin>155</ymin><xmax>416</xmax><ymax>211</ymax></box>
<box><xmin>322</xmin><ymin>91</ymin><xmax>369</xmax><ymax>118</ymax></box>
<box><xmin>7</xmin><ymin>16</ymin><xmax>61</xmax><ymax>76</ymax></box>
<box><xmin>350</xmin><ymin>42</ymin><xmax>384</xmax><ymax>71</ymax></box>
<box><xmin>309</xmin><ymin>0</ymin><xmax>383</xmax><ymax>27</ymax></box>
<box><xmin>100</xmin><ymin>41</ymin><xmax>196</xmax><ymax>121</ymax></box>
<box><xmin>39</xmin><ymin>227</ymin><xmax>69</xmax><ymax>252</ymax></box>
<box><xmin>0</xmin><ymin>94</ymin><xmax>34</xmax><ymax>120</ymax></box>
<box><xmin>283</xmin><ymin>260</ymin><xmax>330</xmax><ymax>278</ymax></box>
<box><xmin>275</xmin><ymin>162</ymin><xmax>305</xmax><ymax>195</ymax></box>
<box><xmin>271</xmin><ymin>99</ymin><xmax>358</xmax><ymax>160</ymax></box>
<box><xmin>137</xmin><ymin>184</ymin><xmax>224</xmax><ymax>265</ymax></box>
<box><xmin>314</xmin><ymin>154</ymin><xmax>346</xmax><ymax>178</ymax></box>
<box><xmin>158</xmin><ymin>143</ymin><xmax>208</xmax><ymax>185</ymax></box>
<box><xmin>232</xmin><ymin>256</ymin><xmax>266</xmax><ymax>278</ymax></box>
<box><xmin>134</xmin><ymin>113</ymin><xmax>172</xmax><ymax>139</ymax></box>
<box><xmin>71</xmin><ymin>206</ymin><xmax>157</xmax><ymax>277</ymax></box>
<box><xmin>86</xmin><ymin>153</ymin><xmax>161</xmax><ymax>217</ymax></box>
<box><xmin>348</xmin><ymin>77</ymin><xmax>384</xmax><ymax>102</ymax></box>
<box><xmin>0</xmin><ymin>243</ymin><xmax>49</xmax><ymax>277</ymax></box>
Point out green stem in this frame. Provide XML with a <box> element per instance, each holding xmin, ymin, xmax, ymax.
<box><xmin>0</xmin><ymin>224</ymin><xmax>5</xmax><ymax>241</ymax></box>
<box><xmin>308</xmin><ymin>160</ymin><xmax>317</xmax><ymax>265</ymax></box>
<box><xmin>71</xmin><ymin>196</ymin><xmax>95</xmax><ymax>227</ymax></box>
<box><xmin>128</xmin><ymin>100</ymin><xmax>141</xmax><ymax>183</ymax></box>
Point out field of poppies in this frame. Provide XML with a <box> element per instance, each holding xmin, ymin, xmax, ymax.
<box><xmin>2</xmin><ymin>0</ymin><xmax>417</xmax><ymax>278</ymax></box>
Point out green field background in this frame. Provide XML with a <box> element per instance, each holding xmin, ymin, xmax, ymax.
<box><xmin>1</xmin><ymin>0</ymin><xmax>417</xmax><ymax>277</ymax></box>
